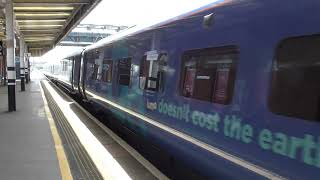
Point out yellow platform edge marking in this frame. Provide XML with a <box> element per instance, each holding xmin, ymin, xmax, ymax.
<box><xmin>43</xmin><ymin>78</ymin><xmax>131</xmax><ymax>180</ymax></box>
<box><xmin>50</xmin><ymin>79</ymin><xmax>169</xmax><ymax>180</ymax></box>
<box><xmin>39</xmin><ymin>81</ymin><xmax>73</xmax><ymax>180</ymax></box>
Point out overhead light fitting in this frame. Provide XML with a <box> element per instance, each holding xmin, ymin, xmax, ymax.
<box><xmin>19</xmin><ymin>24</ymin><xmax>64</xmax><ymax>28</ymax></box>
<box><xmin>15</xmin><ymin>13</ymin><xmax>71</xmax><ymax>17</ymax></box>
<box><xmin>25</xmin><ymin>36</ymin><xmax>54</xmax><ymax>40</ymax></box>
<box><xmin>24</xmin><ymin>34</ymin><xmax>55</xmax><ymax>37</ymax></box>
<box><xmin>25</xmin><ymin>38</ymin><xmax>54</xmax><ymax>41</ymax></box>
<box><xmin>17</xmin><ymin>19</ymin><xmax>66</xmax><ymax>23</ymax></box>
<box><xmin>14</xmin><ymin>7</ymin><xmax>74</xmax><ymax>11</ymax></box>
<box><xmin>25</xmin><ymin>39</ymin><xmax>53</xmax><ymax>42</ymax></box>
<box><xmin>20</xmin><ymin>29</ymin><xmax>60</xmax><ymax>32</ymax></box>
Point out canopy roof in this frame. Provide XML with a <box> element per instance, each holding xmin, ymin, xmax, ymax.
<box><xmin>0</xmin><ymin>0</ymin><xmax>101</xmax><ymax>56</ymax></box>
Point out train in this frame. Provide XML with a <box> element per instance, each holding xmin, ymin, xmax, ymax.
<box><xmin>43</xmin><ymin>0</ymin><xmax>320</xmax><ymax>179</ymax></box>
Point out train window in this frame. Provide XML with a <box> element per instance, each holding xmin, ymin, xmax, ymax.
<box><xmin>73</xmin><ymin>55</ymin><xmax>81</xmax><ymax>85</ymax></box>
<box><xmin>269</xmin><ymin>34</ymin><xmax>320</xmax><ymax>121</ymax></box>
<box><xmin>180</xmin><ymin>46</ymin><xmax>238</xmax><ymax>104</ymax></box>
<box><xmin>86</xmin><ymin>49</ymin><xmax>103</xmax><ymax>81</ymax></box>
<box><xmin>91</xmin><ymin>64</ymin><xmax>99</xmax><ymax>80</ymax></box>
<box><xmin>62</xmin><ymin>61</ymin><xmax>68</xmax><ymax>71</ymax></box>
<box><xmin>139</xmin><ymin>52</ymin><xmax>168</xmax><ymax>92</ymax></box>
<box><xmin>139</xmin><ymin>55</ymin><xmax>149</xmax><ymax>89</ymax></box>
<box><xmin>117</xmin><ymin>57</ymin><xmax>132</xmax><ymax>86</ymax></box>
<box><xmin>102</xmin><ymin>59</ymin><xmax>113</xmax><ymax>83</ymax></box>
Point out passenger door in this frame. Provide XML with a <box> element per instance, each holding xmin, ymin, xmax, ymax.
<box><xmin>79</xmin><ymin>51</ymin><xmax>87</xmax><ymax>99</ymax></box>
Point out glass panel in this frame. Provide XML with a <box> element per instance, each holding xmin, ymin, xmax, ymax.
<box><xmin>180</xmin><ymin>46</ymin><xmax>238</xmax><ymax>104</ymax></box>
<box><xmin>269</xmin><ymin>34</ymin><xmax>320</xmax><ymax>121</ymax></box>
<box><xmin>118</xmin><ymin>57</ymin><xmax>131</xmax><ymax>86</ymax></box>
<box><xmin>102</xmin><ymin>59</ymin><xmax>113</xmax><ymax>83</ymax></box>
<box><xmin>139</xmin><ymin>53</ymin><xmax>168</xmax><ymax>92</ymax></box>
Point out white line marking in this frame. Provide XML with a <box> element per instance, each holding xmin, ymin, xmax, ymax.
<box><xmin>7</xmin><ymin>71</ymin><xmax>15</xmax><ymax>79</ymax></box>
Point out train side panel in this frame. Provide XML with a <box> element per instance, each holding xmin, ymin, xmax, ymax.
<box><xmin>65</xmin><ymin>0</ymin><xmax>320</xmax><ymax>179</ymax></box>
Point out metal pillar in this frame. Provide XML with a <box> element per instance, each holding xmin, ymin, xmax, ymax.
<box><xmin>28</xmin><ymin>54</ymin><xmax>31</xmax><ymax>82</ymax></box>
<box><xmin>24</xmin><ymin>47</ymin><xmax>28</xmax><ymax>84</ymax></box>
<box><xmin>25</xmin><ymin>52</ymin><xmax>29</xmax><ymax>83</ymax></box>
<box><xmin>0</xmin><ymin>41</ymin><xmax>4</xmax><ymax>86</ymax></box>
<box><xmin>5</xmin><ymin>0</ymin><xmax>16</xmax><ymax>111</ymax></box>
<box><xmin>24</xmin><ymin>49</ymin><xmax>28</xmax><ymax>84</ymax></box>
<box><xmin>19</xmin><ymin>36</ymin><xmax>25</xmax><ymax>91</ymax></box>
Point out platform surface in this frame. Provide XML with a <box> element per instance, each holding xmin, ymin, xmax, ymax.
<box><xmin>0</xmin><ymin>74</ymin><xmax>61</xmax><ymax>180</ymax></box>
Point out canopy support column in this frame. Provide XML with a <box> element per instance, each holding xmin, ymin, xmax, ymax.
<box><xmin>25</xmin><ymin>52</ymin><xmax>30</xmax><ymax>84</ymax></box>
<box><xmin>19</xmin><ymin>36</ymin><xmax>25</xmax><ymax>91</ymax></box>
<box><xmin>5</xmin><ymin>0</ymin><xmax>16</xmax><ymax>111</ymax></box>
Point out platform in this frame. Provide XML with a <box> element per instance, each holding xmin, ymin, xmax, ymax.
<box><xmin>0</xmin><ymin>71</ymin><xmax>167</xmax><ymax>180</ymax></box>
<box><xmin>0</xmin><ymin>76</ymin><xmax>61</xmax><ymax>179</ymax></box>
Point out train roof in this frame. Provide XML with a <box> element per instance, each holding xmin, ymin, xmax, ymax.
<box><xmin>83</xmin><ymin>0</ymin><xmax>231</xmax><ymax>53</ymax></box>
<box><xmin>63</xmin><ymin>48</ymin><xmax>85</xmax><ymax>59</ymax></box>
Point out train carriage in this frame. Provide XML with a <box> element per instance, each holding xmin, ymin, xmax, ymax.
<box><xmin>44</xmin><ymin>0</ymin><xmax>320</xmax><ymax>179</ymax></box>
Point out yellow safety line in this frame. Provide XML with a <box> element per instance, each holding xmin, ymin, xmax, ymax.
<box><xmin>43</xmin><ymin>78</ymin><xmax>131</xmax><ymax>180</ymax></box>
<box><xmin>39</xmin><ymin>81</ymin><xmax>73</xmax><ymax>180</ymax></box>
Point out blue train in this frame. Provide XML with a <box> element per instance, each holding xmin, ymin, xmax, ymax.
<box><xmin>44</xmin><ymin>0</ymin><xmax>320</xmax><ymax>179</ymax></box>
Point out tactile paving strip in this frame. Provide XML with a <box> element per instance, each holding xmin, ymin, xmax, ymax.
<box><xmin>41</xmin><ymin>81</ymin><xmax>103</xmax><ymax>180</ymax></box>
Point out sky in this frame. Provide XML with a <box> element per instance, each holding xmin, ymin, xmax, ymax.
<box><xmin>40</xmin><ymin>0</ymin><xmax>217</xmax><ymax>62</ymax></box>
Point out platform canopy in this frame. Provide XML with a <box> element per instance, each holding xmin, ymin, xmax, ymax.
<box><xmin>0</xmin><ymin>0</ymin><xmax>101</xmax><ymax>56</ymax></box>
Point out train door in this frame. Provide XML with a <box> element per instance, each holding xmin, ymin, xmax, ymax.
<box><xmin>139</xmin><ymin>50</ymin><xmax>168</xmax><ymax>110</ymax></box>
<box><xmin>114</xmin><ymin>57</ymin><xmax>132</xmax><ymax>102</ymax></box>
<box><xmin>110</xmin><ymin>42</ymin><xmax>130</xmax><ymax>100</ymax></box>
<box><xmin>139</xmin><ymin>32</ymin><xmax>168</xmax><ymax>111</ymax></box>
<box><xmin>71</xmin><ymin>57</ymin><xmax>75</xmax><ymax>91</ymax></box>
<box><xmin>79</xmin><ymin>51</ymin><xmax>88</xmax><ymax>99</ymax></box>
<box><xmin>73</xmin><ymin>55</ymin><xmax>81</xmax><ymax>93</ymax></box>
